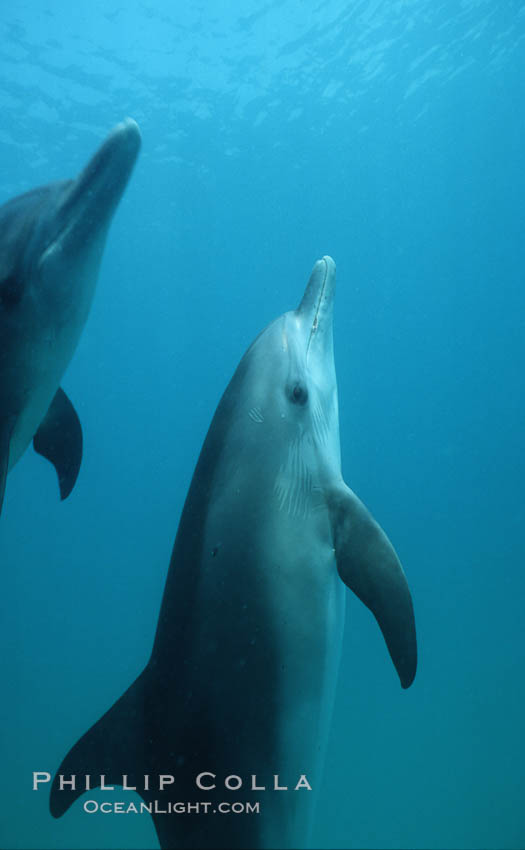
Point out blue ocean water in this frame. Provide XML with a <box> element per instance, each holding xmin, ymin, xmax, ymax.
<box><xmin>1</xmin><ymin>1</ymin><xmax>524</xmax><ymax>848</ymax></box>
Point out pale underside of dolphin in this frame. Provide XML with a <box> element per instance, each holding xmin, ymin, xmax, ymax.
<box><xmin>50</xmin><ymin>257</ymin><xmax>417</xmax><ymax>849</ymax></box>
<box><xmin>0</xmin><ymin>118</ymin><xmax>141</xmax><ymax>517</ymax></box>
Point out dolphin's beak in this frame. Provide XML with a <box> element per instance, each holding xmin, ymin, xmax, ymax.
<box><xmin>53</xmin><ymin>118</ymin><xmax>141</xmax><ymax>251</ymax></box>
<box><xmin>296</xmin><ymin>255</ymin><xmax>336</xmax><ymax>359</ymax></box>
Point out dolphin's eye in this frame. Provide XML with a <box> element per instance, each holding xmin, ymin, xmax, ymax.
<box><xmin>289</xmin><ymin>383</ymin><xmax>308</xmax><ymax>406</ymax></box>
<box><xmin>0</xmin><ymin>273</ymin><xmax>22</xmax><ymax>308</ymax></box>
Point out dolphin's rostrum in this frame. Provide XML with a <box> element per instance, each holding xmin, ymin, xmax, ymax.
<box><xmin>50</xmin><ymin>256</ymin><xmax>417</xmax><ymax>849</ymax></box>
<box><xmin>0</xmin><ymin>118</ymin><xmax>141</xmax><ymax>517</ymax></box>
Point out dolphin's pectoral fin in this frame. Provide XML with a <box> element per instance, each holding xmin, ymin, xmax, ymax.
<box><xmin>0</xmin><ymin>417</ymin><xmax>15</xmax><ymax>517</ymax></box>
<box><xmin>329</xmin><ymin>484</ymin><xmax>417</xmax><ymax>689</ymax></box>
<box><xmin>33</xmin><ymin>387</ymin><xmax>83</xmax><ymax>500</ymax></box>
<box><xmin>50</xmin><ymin>672</ymin><xmax>147</xmax><ymax>818</ymax></box>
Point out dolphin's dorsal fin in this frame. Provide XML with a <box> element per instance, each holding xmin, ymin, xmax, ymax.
<box><xmin>328</xmin><ymin>483</ymin><xmax>417</xmax><ymax>688</ymax></box>
<box><xmin>33</xmin><ymin>388</ymin><xmax>83</xmax><ymax>500</ymax></box>
<box><xmin>50</xmin><ymin>672</ymin><xmax>148</xmax><ymax>819</ymax></box>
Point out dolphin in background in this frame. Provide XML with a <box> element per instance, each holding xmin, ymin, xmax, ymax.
<box><xmin>0</xmin><ymin>118</ymin><xmax>141</xmax><ymax>517</ymax></box>
<box><xmin>50</xmin><ymin>256</ymin><xmax>417</xmax><ymax>849</ymax></box>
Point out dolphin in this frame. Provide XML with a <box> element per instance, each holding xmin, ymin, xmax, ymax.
<box><xmin>0</xmin><ymin>118</ymin><xmax>141</xmax><ymax>517</ymax></box>
<box><xmin>49</xmin><ymin>256</ymin><xmax>416</xmax><ymax>849</ymax></box>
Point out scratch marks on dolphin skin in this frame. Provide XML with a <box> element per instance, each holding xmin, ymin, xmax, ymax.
<box><xmin>248</xmin><ymin>406</ymin><xmax>264</xmax><ymax>423</ymax></box>
<box><xmin>311</xmin><ymin>400</ymin><xmax>330</xmax><ymax>447</ymax></box>
<box><xmin>274</xmin><ymin>435</ymin><xmax>315</xmax><ymax>519</ymax></box>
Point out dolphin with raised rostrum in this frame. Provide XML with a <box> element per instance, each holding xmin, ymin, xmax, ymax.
<box><xmin>50</xmin><ymin>256</ymin><xmax>417</xmax><ymax>849</ymax></box>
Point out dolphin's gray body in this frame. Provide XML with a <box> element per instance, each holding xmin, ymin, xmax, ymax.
<box><xmin>0</xmin><ymin>118</ymin><xmax>141</xmax><ymax>516</ymax></box>
<box><xmin>50</xmin><ymin>257</ymin><xmax>416</xmax><ymax>849</ymax></box>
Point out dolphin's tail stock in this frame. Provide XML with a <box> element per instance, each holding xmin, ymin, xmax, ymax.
<box><xmin>50</xmin><ymin>671</ymin><xmax>149</xmax><ymax>818</ymax></box>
